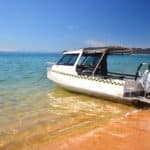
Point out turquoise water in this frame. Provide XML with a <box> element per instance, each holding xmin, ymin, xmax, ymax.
<box><xmin>0</xmin><ymin>52</ymin><xmax>149</xmax><ymax>149</ymax></box>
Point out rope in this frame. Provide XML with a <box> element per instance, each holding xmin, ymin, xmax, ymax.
<box><xmin>36</xmin><ymin>70</ymin><xmax>46</xmax><ymax>82</ymax></box>
<box><xmin>32</xmin><ymin>62</ymin><xmax>55</xmax><ymax>84</ymax></box>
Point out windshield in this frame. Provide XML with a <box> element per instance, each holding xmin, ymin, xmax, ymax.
<box><xmin>57</xmin><ymin>54</ymin><xmax>79</xmax><ymax>66</ymax></box>
<box><xmin>77</xmin><ymin>54</ymin><xmax>101</xmax><ymax>67</ymax></box>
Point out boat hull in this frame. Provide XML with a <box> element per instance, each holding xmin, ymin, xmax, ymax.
<box><xmin>47</xmin><ymin>68</ymin><xmax>150</xmax><ymax>105</ymax></box>
<box><xmin>47</xmin><ymin>69</ymin><xmax>134</xmax><ymax>102</ymax></box>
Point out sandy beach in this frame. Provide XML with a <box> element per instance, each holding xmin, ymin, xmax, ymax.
<box><xmin>39</xmin><ymin>109</ymin><xmax>150</xmax><ymax>150</ymax></box>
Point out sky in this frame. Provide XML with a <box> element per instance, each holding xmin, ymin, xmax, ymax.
<box><xmin>0</xmin><ymin>0</ymin><xmax>150</xmax><ymax>52</ymax></box>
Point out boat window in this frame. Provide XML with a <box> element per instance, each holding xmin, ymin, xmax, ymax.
<box><xmin>77</xmin><ymin>55</ymin><xmax>87</xmax><ymax>65</ymax></box>
<box><xmin>107</xmin><ymin>54</ymin><xmax>150</xmax><ymax>76</ymax></box>
<box><xmin>57</xmin><ymin>54</ymin><xmax>79</xmax><ymax>65</ymax></box>
<box><xmin>78</xmin><ymin>54</ymin><xmax>101</xmax><ymax>66</ymax></box>
<box><xmin>76</xmin><ymin>54</ymin><xmax>102</xmax><ymax>75</ymax></box>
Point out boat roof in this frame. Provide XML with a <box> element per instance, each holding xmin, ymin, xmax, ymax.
<box><xmin>63</xmin><ymin>49</ymin><xmax>83</xmax><ymax>54</ymax></box>
<box><xmin>83</xmin><ymin>46</ymin><xmax>129</xmax><ymax>54</ymax></box>
<box><xmin>63</xmin><ymin>47</ymin><xmax>150</xmax><ymax>55</ymax></box>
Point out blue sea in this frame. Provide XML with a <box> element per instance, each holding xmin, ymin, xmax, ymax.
<box><xmin>0</xmin><ymin>52</ymin><xmax>149</xmax><ymax>149</ymax></box>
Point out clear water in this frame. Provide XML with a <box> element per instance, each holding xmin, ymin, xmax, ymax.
<box><xmin>0</xmin><ymin>52</ymin><xmax>149</xmax><ymax>149</ymax></box>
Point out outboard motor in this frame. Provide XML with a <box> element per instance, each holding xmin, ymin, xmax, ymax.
<box><xmin>141</xmin><ymin>65</ymin><xmax>150</xmax><ymax>97</ymax></box>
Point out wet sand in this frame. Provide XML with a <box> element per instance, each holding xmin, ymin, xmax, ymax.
<box><xmin>39</xmin><ymin>109</ymin><xmax>150</xmax><ymax>150</ymax></box>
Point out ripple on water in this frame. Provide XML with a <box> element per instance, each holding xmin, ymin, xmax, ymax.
<box><xmin>0</xmin><ymin>87</ymin><xmax>136</xmax><ymax>150</ymax></box>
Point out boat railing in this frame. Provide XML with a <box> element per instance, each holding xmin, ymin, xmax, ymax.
<box><xmin>92</xmin><ymin>52</ymin><xmax>106</xmax><ymax>76</ymax></box>
<box><xmin>107</xmin><ymin>72</ymin><xmax>136</xmax><ymax>79</ymax></box>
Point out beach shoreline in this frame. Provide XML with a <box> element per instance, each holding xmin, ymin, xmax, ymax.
<box><xmin>38</xmin><ymin>109</ymin><xmax>150</xmax><ymax>150</ymax></box>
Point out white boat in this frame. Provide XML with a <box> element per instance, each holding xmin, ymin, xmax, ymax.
<box><xmin>47</xmin><ymin>47</ymin><xmax>150</xmax><ymax>105</ymax></box>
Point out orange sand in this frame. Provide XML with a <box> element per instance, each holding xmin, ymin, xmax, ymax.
<box><xmin>38</xmin><ymin>110</ymin><xmax>150</xmax><ymax>150</ymax></box>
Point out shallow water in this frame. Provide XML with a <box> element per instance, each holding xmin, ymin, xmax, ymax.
<box><xmin>0</xmin><ymin>87</ymin><xmax>135</xmax><ymax>149</ymax></box>
<box><xmin>0</xmin><ymin>52</ymin><xmax>149</xmax><ymax>149</ymax></box>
